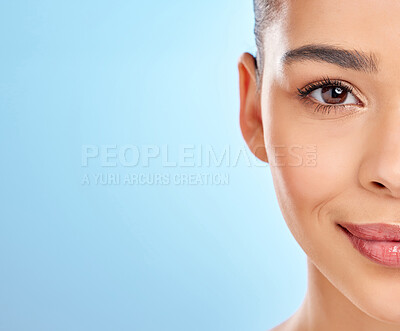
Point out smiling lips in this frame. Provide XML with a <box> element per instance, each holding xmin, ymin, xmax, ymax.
<box><xmin>338</xmin><ymin>222</ymin><xmax>400</xmax><ymax>267</ymax></box>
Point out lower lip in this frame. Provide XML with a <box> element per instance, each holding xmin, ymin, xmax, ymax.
<box><xmin>339</xmin><ymin>225</ymin><xmax>400</xmax><ymax>267</ymax></box>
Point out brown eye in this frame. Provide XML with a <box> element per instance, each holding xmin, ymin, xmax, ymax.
<box><xmin>310</xmin><ymin>86</ymin><xmax>358</xmax><ymax>105</ymax></box>
<box><xmin>321</xmin><ymin>86</ymin><xmax>347</xmax><ymax>103</ymax></box>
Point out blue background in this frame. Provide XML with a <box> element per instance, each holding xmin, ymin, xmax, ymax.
<box><xmin>1</xmin><ymin>1</ymin><xmax>306</xmax><ymax>330</ymax></box>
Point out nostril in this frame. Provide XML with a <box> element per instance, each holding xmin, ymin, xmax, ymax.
<box><xmin>372</xmin><ymin>181</ymin><xmax>385</xmax><ymax>189</ymax></box>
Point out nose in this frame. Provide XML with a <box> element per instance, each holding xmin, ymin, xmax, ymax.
<box><xmin>359</xmin><ymin>110</ymin><xmax>400</xmax><ymax>199</ymax></box>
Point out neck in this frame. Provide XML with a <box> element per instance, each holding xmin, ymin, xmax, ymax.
<box><xmin>283</xmin><ymin>258</ymin><xmax>400</xmax><ymax>331</ymax></box>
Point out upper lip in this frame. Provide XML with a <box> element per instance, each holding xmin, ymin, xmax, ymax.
<box><xmin>339</xmin><ymin>222</ymin><xmax>400</xmax><ymax>241</ymax></box>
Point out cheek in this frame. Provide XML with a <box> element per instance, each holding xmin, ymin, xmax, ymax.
<box><xmin>270</xmin><ymin>147</ymin><xmax>351</xmax><ymax>218</ymax></box>
<box><xmin>262</xmin><ymin>95</ymin><xmax>361</xmax><ymax>247</ymax></box>
<box><xmin>268</xmin><ymin>147</ymin><xmax>342</xmax><ymax>250</ymax></box>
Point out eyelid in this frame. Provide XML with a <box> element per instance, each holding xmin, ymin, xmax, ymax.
<box><xmin>294</xmin><ymin>77</ymin><xmax>369</xmax><ymax>118</ymax></box>
<box><xmin>299</xmin><ymin>97</ymin><xmax>362</xmax><ymax>117</ymax></box>
<box><xmin>309</xmin><ymin>86</ymin><xmax>361</xmax><ymax>106</ymax></box>
<box><xmin>296</xmin><ymin>77</ymin><xmax>366</xmax><ymax>106</ymax></box>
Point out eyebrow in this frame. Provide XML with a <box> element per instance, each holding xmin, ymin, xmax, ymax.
<box><xmin>282</xmin><ymin>44</ymin><xmax>379</xmax><ymax>73</ymax></box>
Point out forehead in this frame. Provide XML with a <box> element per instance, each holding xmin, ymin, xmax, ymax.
<box><xmin>260</xmin><ymin>0</ymin><xmax>400</xmax><ymax>86</ymax></box>
<box><xmin>285</xmin><ymin>0</ymin><xmax>400</xmax><ymax>54</ymax></box>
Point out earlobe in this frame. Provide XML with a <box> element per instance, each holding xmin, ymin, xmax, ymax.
<box><xmin>238</xmin><ymin>52</ymin><xmax>268</xmax><ymax>163</ymax></box>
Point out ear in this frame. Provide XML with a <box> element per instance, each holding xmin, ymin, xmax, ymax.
<box><xmin>238</xmin><ymin>52</ymin><xmax>268</xmax><ymax>163</ymax></box>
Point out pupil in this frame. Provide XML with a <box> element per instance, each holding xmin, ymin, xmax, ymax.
<box><xmin>321</xmin><ymin>86</ymin><xmax>347</xmax><ymax>104</ymax></box>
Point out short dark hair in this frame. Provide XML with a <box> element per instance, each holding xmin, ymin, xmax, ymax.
<box><xmin>253</xmin><ymin>0</ymin><xmax>283</xmax><ymax>88</ymax></box>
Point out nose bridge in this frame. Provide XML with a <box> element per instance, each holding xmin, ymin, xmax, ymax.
<box><xmin>359</xmin><ymin>106</ymin><xmax>400</xmax><ymax>198</ymax></box>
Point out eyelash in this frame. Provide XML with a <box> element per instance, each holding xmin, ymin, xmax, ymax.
<box><xmin>296</xmin><ymin>77</ymin><xmax>360</xmax><ymax>115</ymax></box>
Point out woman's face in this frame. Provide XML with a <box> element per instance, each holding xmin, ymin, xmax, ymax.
<box><xmin>240</xmin><ymin>0</ymin><xmax>400</xmax><ymax>324</ymax></box>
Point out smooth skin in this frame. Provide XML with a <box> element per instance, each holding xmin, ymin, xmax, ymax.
<box><xmin>239</xmin><ymin>1</ymin><xmax>400</xmax><ymax>330</ymax></box>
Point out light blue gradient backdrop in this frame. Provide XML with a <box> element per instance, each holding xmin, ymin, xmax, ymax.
<box><xmin>1</xmin><ymin>1</ymin><xmax>306</xmax><ymax>330</ymax></box>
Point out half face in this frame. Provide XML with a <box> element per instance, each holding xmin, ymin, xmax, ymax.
<box><xmin>242</xmin><ymin>0</ymin><xmax>400</xmax><ymax>324</ymax></box>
